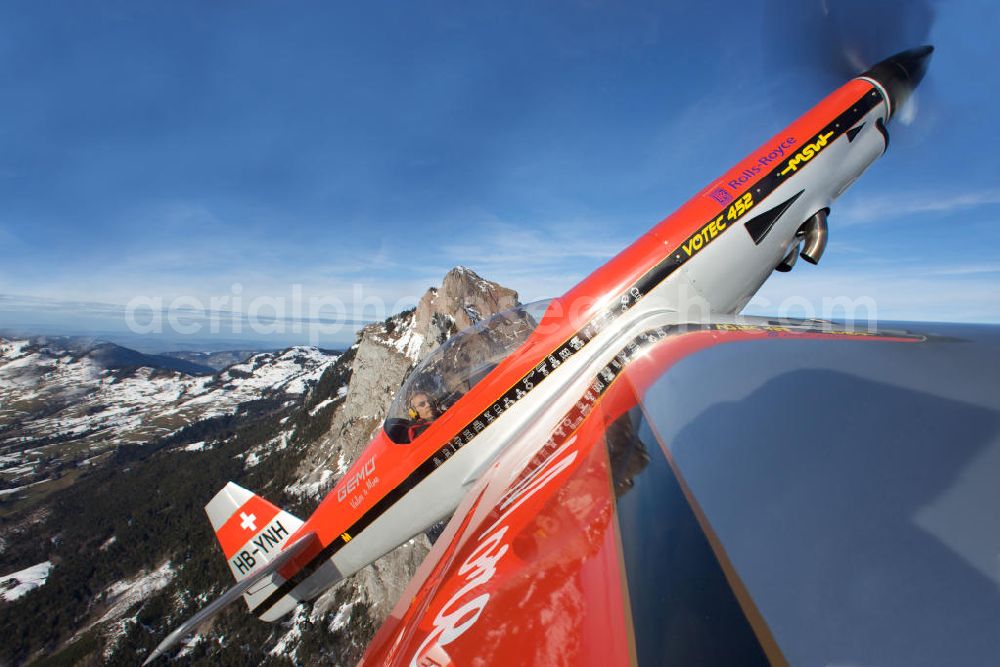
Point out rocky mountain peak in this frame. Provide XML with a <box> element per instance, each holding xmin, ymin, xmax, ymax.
<box><xmin>412</xmin><ymin>266</ymin><xmax>519</xmax><ymax>358</ymax></box>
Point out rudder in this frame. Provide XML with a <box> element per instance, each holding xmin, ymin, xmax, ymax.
<box><xmin>205</xmin><ymin>482</ymin><xmax>304</xmax><ymax>612</ymax></box>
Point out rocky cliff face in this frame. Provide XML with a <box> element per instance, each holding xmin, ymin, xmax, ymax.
<box><xmin>412</xmin><ymin>265</ymin><xmax>520</xmax><ymax>357</ymax></box>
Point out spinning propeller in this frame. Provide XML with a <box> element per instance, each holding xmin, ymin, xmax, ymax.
<box><xmin>763</xmin><ymin>0</ymin><xmax>935</xmax><ymax>124</ymax></box>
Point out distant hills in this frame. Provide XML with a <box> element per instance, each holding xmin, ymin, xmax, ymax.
<box><xmin>160</xmin><ymin>349</ymin><xmax>268</xmax><ymax>371</ymax></box>
<box><xmin>0</xmin><ymin>336</ymin><xmax>340</xmax><ymax>501</ymax></box>
<box><xmin>0</xmin><ymin>335</ymin><xmax>232</xmax><ymax>376</ymax></box>
<box><xmin>87</xmin><ymin>342</ymin><xmax>218</xmax><ymax>376</ymax></box>
<box><xmin>0</xmin><ymin>334</ymin><xmax>334</xmax><ymax>375</ymax></box>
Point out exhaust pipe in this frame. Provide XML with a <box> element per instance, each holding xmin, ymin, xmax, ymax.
<box><xmin>775</xmin><ymin>243</ymin><xmax>799</xmax><ymax>272</ymax></box>
<box><xmin>799</xmin><ymin>210</ymin><xmax>829</xmax><ymax>265</ymax></box>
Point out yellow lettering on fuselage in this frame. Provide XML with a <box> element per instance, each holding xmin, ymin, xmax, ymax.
<box><xmin>682</xmin><ymin>214</ymin><xmax>727</xmax><ymax>257</ymax></box>
<box><xmin>779</xmin><ymin>131</ymin><xmax>834</xmax><ymax>176</ymax></box>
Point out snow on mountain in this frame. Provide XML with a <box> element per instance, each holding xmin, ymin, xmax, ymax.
<box><xmin>0</xmin><ymin>338</ymin><xmax>338</xmax><ymax>491</ymax></box>
<box><xmin>160</xmin><ymin>349</ymin><xmax>264</xmax><ymax>371</ymax></box>
<box><xmin>97</xmin><ymin>561</ymin><xmax>176</xmax><ymax>658</ymax></box>
<box><xmin>0</xmin><ymin>560</ymin><xmax>52</xmax><ymax>602</ymax></box>
<box><xmin>218</xmin><ymin>346</ymin><xmax>334</xmax><ymax>396</ymax></box>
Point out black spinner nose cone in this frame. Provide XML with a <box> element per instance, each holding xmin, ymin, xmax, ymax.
<box><xmin>860</xmin><ymin>45</ymin><xmax>934</xmax><ymax>118</ymax></box>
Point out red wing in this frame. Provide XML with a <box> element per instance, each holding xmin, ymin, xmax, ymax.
<box><xmin>361</xmin><ymin>320</ymin><xmax>1000</xmax><ymax>667</ymax></box>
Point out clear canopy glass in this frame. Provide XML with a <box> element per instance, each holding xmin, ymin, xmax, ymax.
<box><xmin>383</xmin><ymin>299</ymin><xmax>552</xmax><ymax>444</ymax></box>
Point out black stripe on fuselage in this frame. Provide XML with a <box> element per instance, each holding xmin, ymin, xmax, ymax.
<box><xmin>253</xmin><ymin>87</ymin><xmax>885</xmax><ymax>618</ymax></box>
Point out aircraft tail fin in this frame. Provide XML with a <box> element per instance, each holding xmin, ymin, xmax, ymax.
<box><xmin>145</xmin><ymin>484</ymin><xmax>335</xmax><ymax>663</ymax></box>
<box><xmin>205</xmin><ymin>482</ymin><xmax>304</xmax><ymax>597</ymax></box>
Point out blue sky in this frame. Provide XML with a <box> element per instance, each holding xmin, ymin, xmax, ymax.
<box><xmin>0</xmin><ymin>1</ymin><xmax>998</xmax><ymax>349</ymax></box>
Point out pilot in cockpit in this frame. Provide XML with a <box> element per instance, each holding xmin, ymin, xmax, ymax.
<box><xmin>382</xmin><ymin>300</ymin><xmax>549</xmax><ymax>445</ymax></box>
<box><xmin>405</xmin><ymin>391</ymin><xmax>440</xmax><ymax>442</ymax></box>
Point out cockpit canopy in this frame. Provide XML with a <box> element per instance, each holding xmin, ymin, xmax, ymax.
<box><xmin>383</xmin><ymin>299</ymin><xmax>552</xmax><ymax>444</ymax></box>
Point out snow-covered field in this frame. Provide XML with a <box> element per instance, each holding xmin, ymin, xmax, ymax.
<box><xmin>0</xmin><ymin>560</ymin><xmax>53</xmax><ymax>601</ymax></box>
<box><xmin>99</xmin><ymin>561</ymin><xmax>175</xmax><ymax>624</ymax></box>
<box><xmin>97</xmin><ymin>561</ymin><xmax>176</xmax><ymax>657</ymax></box>
<box><xmin>0</xmin><ymin>339</ymin><xmax>337</xmax><ymax>485</ymax></box>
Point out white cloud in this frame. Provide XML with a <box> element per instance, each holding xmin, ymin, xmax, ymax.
<box><xmin>921</xmin><ymin>264</ymin><xmax>1000</xmax><ymax>277</ymax></box>
<box><xmin>748</xmin><ymin>264</ymin><xmax>1000</xmax><ymax>324</ymax></box>
<box><xmin>838</xmin><ymin>188</ymin><xmax>1000</xmax><ymax>226</ymax></box>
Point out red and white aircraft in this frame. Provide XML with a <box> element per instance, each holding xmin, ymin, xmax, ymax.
<box><xmin>146</xmin><ymin>45</ymin><xmax>934</xmax><ymax>663</ymax></box>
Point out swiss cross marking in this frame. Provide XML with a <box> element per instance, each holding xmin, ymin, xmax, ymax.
<box><xmin>239</xmin><ymin>511</ymin><xmax>257</xmax><ymax>532</ymax></box>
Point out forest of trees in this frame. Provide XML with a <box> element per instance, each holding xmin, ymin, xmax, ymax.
<box><xmin>0</xmin><ymin>349</ymin><xmax>361</xmax><ymax>665</ymax></box>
